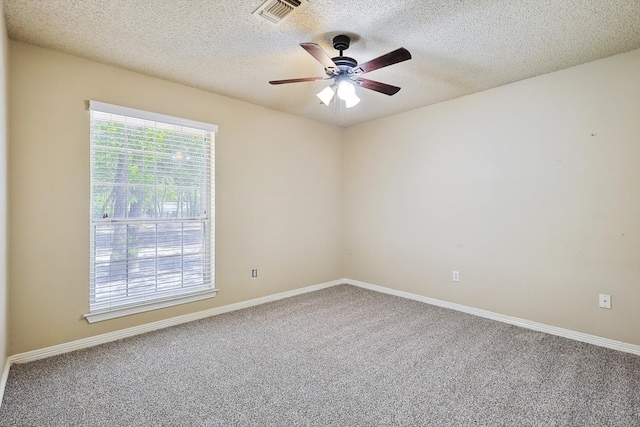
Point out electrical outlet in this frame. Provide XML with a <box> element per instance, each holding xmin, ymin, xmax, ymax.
<box><xmin>598</xmin><ymin>293</ymin><xmax>611</xmax><ymax>309</ymax></box>
<box><xmin>251</xmin><ymin>269</ymin><xmax>258</xmax><ymax>278</ymax></box>
<box><xmin>453</xmin><ymin>271</ymin><xmax>460</xmax><ymax>282</ymax></box>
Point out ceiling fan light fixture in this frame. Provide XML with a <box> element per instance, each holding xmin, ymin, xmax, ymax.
<box><xmin>343</xmin><ymin>93</ymin><xmax>360</xmax><ymax>108</ymax></box>
<box><xmin>337</xmin><ymin>80</ymin><xmax>360</xmax><ymax>108</ymax></box>
<box><xmin>316</xmin><ymin>85</ymin><xmax>335</xmax><ymax>106</ymax></box>
<box><xmin>336</xmin><ymin>80</ymin><xmax>355</xmax><ymax>99</ymax></box>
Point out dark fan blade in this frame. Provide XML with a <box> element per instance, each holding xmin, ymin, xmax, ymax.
<box><xmin>300</xmin><ymin>43</ymin><xmax>338</xmax><ymax>71</ymax></box>
<box><xmin>355</xmin><ymin>78</ymin><xmax>401</xmax><ymax>96</ymax></box>
<box><xmin>353</xmin><ymin>47</ymin><xmax>411</xmax><ymax>74</ymax></box>
<box><xmin>269</xmin><ymin>77</ymin><xmax>327</xmax><ymax>85</ymax></box>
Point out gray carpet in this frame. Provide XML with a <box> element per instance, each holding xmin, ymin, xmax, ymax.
<box><xmin>0</xmin><ymin>285</ymin><xmax>638</xmax><ymax>426</ymax></box>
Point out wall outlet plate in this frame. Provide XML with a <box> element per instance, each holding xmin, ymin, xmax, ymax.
<box><xmin>453</xmin><ymin>271</ymin><xmax>460</xmax><ymax>282</ymax></box>
<box><xmin>598</xmin><ymin>293</ymin><xmax>611</xmax><ymax>309</ymax></box>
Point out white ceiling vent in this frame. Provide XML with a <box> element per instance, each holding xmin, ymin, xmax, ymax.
<box><xmin>253</xmin><ymin>0</ymin><xmax>305</xmax><ymax>25</ymax></box>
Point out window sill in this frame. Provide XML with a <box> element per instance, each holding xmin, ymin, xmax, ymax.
<box><xmin>83</xmin><ymin>288</ymin><xmax>219</xmax><ymax>323</ymax></box>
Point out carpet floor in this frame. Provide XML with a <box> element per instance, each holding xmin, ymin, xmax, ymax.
<box><xmin>0</xmin><ymin>285</ymin><xmax>638</xmax><ymax>426</ymax></box>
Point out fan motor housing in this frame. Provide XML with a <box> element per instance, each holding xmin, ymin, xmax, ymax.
<box><xmin>333</xmin><ymin>56</ymin><xmax>357</xmax><ymax>69</ymax></box>
<box><xmin>328</xmin><ymin>56</ymin><xmax>357</xmax><ymax>76</ymax></box>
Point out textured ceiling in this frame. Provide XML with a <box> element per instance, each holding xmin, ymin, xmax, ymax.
<box><xmin>3</xmin><ymin>0</ymin><xmax>640</xmax><ymax>127</ymax></box>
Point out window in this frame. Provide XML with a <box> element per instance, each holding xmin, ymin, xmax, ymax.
<box><xmin>86</xmin><ymin>101</ymin><xmax>217</xmax><ymax>322</ymax></box>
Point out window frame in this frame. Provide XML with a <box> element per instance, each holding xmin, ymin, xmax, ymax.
<box><xmin>84</xmin><ymin>101</ymin><xmax>218</xmax><ymax>323</ymax></box>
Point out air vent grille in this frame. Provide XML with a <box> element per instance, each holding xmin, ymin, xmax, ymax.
<box><xmin>253</xmin><ymin>0</ymin><xmax>304</xmax><ymax>25</ymax></box>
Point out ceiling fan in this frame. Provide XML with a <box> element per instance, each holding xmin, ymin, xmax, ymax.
<box><xmin>269</xmin><ymin>35</ymin><xmax>412</xmax><ymax>108</ymax></box>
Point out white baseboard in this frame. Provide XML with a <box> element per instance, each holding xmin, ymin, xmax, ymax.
<box><xmin>345</xmin><ymin>278</ymin><xmax>640</xmax><ymax>356</ymax></box>
<box><xmin>8</xmin><ymin>279</ymin><xmax>344</xmax><ymax>366</ymax></box>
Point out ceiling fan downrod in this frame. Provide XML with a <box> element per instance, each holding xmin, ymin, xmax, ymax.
<box><xmin>330</xmin><ymin>35</ymin><xmax>357</xmax><ymax>75</ymax></box>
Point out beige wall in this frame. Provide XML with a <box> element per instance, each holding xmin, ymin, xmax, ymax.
<box><xmin>344</xmin><ymin>49</ymin><xmax>640</xmax><ymax>346</ymax></box>
<box><xmin>0</xmin><ymin>5</ymin><xmax>8</xmax><ymax>366</ymax></box>
<box><xmin>8</xmin><ymin>39</ymin><xmax>640</xmax><ymax>355</ymax></box>
<box><xmin>8</xmin><ymin>42</ymin><xmax>344</xmax><ymax>354</ymax></box>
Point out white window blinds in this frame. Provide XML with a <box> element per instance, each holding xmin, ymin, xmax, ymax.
<box><xmin>88</xmin><ymin>101</ymin><xmax>217</xmax><ymax>319</ymax></box>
